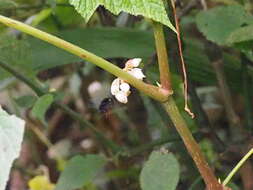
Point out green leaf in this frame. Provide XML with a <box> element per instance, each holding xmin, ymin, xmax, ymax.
<box><xmin>54</xmin><ymin>0</ymin><xmax>83</xmax><ymax>26</ymax></box>
<box><xmin>28</xmin><ymin>27</ymin><xmax>155</xmax><ymax>70</ymax></box>
<box><xmin>15</xmin><ymin>95</ymin><xmax>37</xmax><ymax>108</ymax></box>
<box><xmin>0</xmin><ymin>34</ymin><xmax>35</xmax><ymax>80</ymax></box>
<box><xmin>0</xmin><ymin>106</ymin><xmax>25</xmax><ymax>190</ymax></box>
<box><xmin>140</xmin><ymin>151</ymin><xmax>180</xmax><ymax>190</ymax></box>
<box><xmin>31</xmin><ymin>94</ymin><xmax>54</xmax><ymax>123</ymax></box>
<box><xmin>69</xmin><ymin>0</ymin><xmax>176</xmax><ymax>32</ymax></box>
<box><xmin>196</xmin><ymin>5</ymin><xmax>253</xmax><ymax>45</ymax></box>
<box><xmin>55</xmin><ymin>155</ymin><xmax>106</xmax><ymax>190</ymax></box>
<box><xmin>0</xmin><ymin>0</ymin><xmax>17</xmax><ymax>9</ymax></box>
<box><xmin>46</xmin><ymin>0</ymin><xmax>56</xmax><ymax>8</ymax></box>
<box><xmin>227</xmin><ymin>25</ymin><xmax>253</xmax><ymax>44</ymax></box>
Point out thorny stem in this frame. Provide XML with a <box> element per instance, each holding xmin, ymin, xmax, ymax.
<box><xmin>0</xmin><ymin>61</ymin><xmax>121</xmax><ymax>153</ymax></box>
<box><xmin>0</xmin><ymin>15</ymin><xmax>170</xmax><ymax>102</ymax></box>
<box><xmin>152</xmin><ymin>22</ymin><xmax>172</xmax><ymax>92</ymax></box>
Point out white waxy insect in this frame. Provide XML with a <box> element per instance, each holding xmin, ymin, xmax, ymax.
<box><xmin>110</xmin><ymin>78</ymin><xmax>120</xmax><ymax>95</ymax></box>
<box><xmin>125</xmin><ymin>58</ymin><xmax>142</xmax><ymax>68</ymax></box>
<box><xmin>120</xmin><ymin>82</ymin><xmax>130</xmax><ymax>93</ymax></box>
<box><xmin>111</xmin><ymin>58</ymin><xmax>145</xmax><ymax>104</ymax></box>
<box><xmin>128</xmin><ymin>68</ymin><xmax>145</xmax><ymax>80</ymax></box>
<box><xmin>115</xmin><ymin>91</ymin><xmax>128</xmax><ymax>104</ymax></box>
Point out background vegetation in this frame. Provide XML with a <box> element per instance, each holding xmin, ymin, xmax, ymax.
<box><xmin>0</xmin><ymin>0</ymin><xmax>253</xmax><ymax>189</ymax></box>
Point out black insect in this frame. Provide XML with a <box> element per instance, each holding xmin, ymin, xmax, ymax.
<box><xmin>99</xmin><ymin>97</ymin><xmax>115</xmax><ymax>114</ymax></box>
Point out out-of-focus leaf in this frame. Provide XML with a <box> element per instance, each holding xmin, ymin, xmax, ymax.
<box><xmin>227</xmin><ymin>25</ymin><xmax>253</xmax><ymax>44</ymax></box>
<box><xmin>141</xmin><ymin>95</ymin><xmax>169</xmax><ymax>139</ymax></box>
<box><xmin>14</xmin><ymin>95</ymin><xmax>37</xmax><ymax>108</ymax></box>
<box><xmin>0</xmin><ymin>34</ymin><xmax>35</xmax><ymax>80</ymax></box>
<box><xmin>200</xmin><ymin>139</ymin><xmax>218</xmax><ymax>164</ymax></box>
<box><xmin>28</xmin><ymin>27</ymin><xmax>155</xmax><ymax>71</ymax></box>
<box><xmin>140</xmin><ymin>151</ymin><xmax>180</xmax><ymax>190</ymax></box>
<box><xmin>0</xmin><ymin>0</ymin><xmax>17</xmax><ymax>9</ymax></box>
<box><xmin>69</xmin><ymin>0</ymin><xmax>176</xmax><ymax>32</ymax></box>
<box><xmin>184</xmin><ymin>38</ymin><xmax>247</xmax><ymax>91</ymax></box>
<box><xmin>0</xmin><ymin>106</ymin><xmax>25</xmax><ymax>190</ymax></box>
<box><xmin>54</xmin><ymin>0</ymin><xmax>83</xmax><ymax>26</ymax></box>
<box><xmin>196</xmin><ymin>5</ymin><xmax>253</xmax><ymax>45</ymax></box>
<box><xmin>46</xmin><ymin>0</ymin><xmax>56</xmax><ymax>8</ymax></box>
<box><xmin>28</xmin><ymin>175</ymin><xmax>55</xmax><ymax>190</ymax></box>
<box><xmin>184</xmin><ymin>38</ymin><xmax>216</xmax><ymax>85</ymax></box>
<box><xmin>31</xmin><ymin>94</ymin><xmax>54</xmax><ymax>123</ymax></box>
<box><xmin>55</xmin><ymin>155</ymin><xmax>106</xmax><ymax>190</ymax></box>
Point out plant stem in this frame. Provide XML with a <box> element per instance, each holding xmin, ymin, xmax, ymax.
<box><xmin>0</xmin><ymin>60</ymin><xmax>121</xmax><ymax>153</ymax></box>
<box><xmin>0</xmin><ymin>61</ymin><xmax>46</xmax><ymax>96</ymax></box>
<box><xmin>0</xmin><ymin>15</ymin><xmax>169</xmax><ymax>102</ymax></box>
<box><xmin>223</xmin><ymin>148</ymin><xmax>253</xmax><ymax>186</ymax></box>
<box><xmin>163</xmin><ymin>98</ymin><xmax>223</xmax><ymax>189</ymax></box>
<box><xmin>152</xmin><ymin>16</ymin><xmax>222</xmax><ymax>189</ymax></box>
<box><xmin>152</xmin><ymin>22</ymin><xmax>172</xmax><ymax>92</ymax></box>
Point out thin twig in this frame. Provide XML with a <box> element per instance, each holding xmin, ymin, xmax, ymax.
<box><xmin>170</xmin><ymin>0</ymin><xmax>194</xmax><ymax>118</ymax></box>
<box><xmin>223</xmin><ymin>148</ymin><xmax>253</xmax><ymax>186</ymax></box>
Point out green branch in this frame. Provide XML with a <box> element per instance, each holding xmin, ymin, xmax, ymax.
<box><xmin>223</xmin><ymin>148</ymin><xmax>253</xmax><ymax>186</ymax></box>
<box><xmin>0</xmin><ymin>15</ymin><xmax>170</xmax><ymax>102</ymax></box>
<box><xmin>152</xmin><ymin>22</ymin><xmax>172</xmax><ymax>92</ymax></box>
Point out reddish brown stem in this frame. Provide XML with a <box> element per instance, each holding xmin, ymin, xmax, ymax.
<box><xmin>164</xmin><ymin>98</ymin><xmax>224</xmax><ymax>190</ymax></box>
